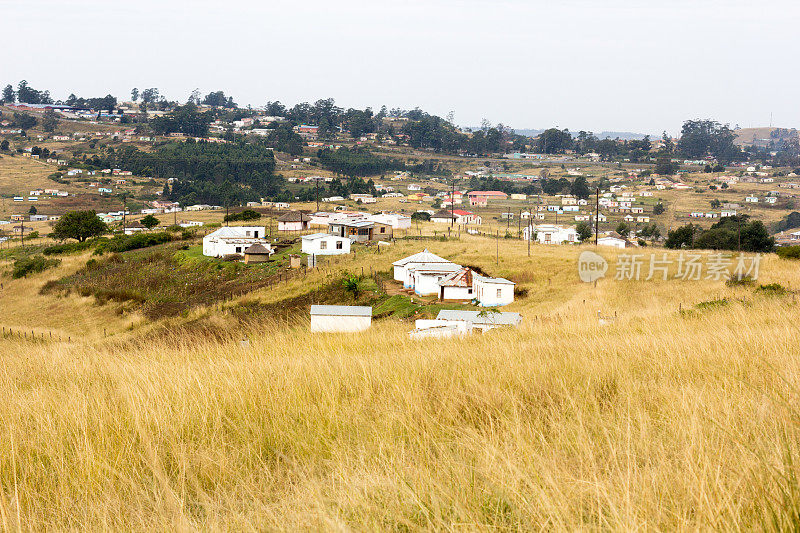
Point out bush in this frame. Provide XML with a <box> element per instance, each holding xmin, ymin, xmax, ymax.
<box><xmin>776</xmin><ymin>246</ymin><xmax>800</xmax><ymax>260</ymax></box>
<box><xmin>12</xmin><ymin>255</ymin><xmax>61</xmax><ymax>278</ymax></box>
<box><xmin>94</xmin><ymin>232</ymin><xmax>173</xmax><ymax>254</ymax></box>
<box><xmin>43</xmin><ymin>240</ymin><xmax>96</xmax><ymax>255</ymax></box>
<box><xmin>27</xmin><ymin>231</ymin><xmax>39</xmax><ymax>239</ymax></box>
<box><xmin>224</xmin><ymin>209</ymin><xmax>261</xmax><ymax>222</ymax></box>
<box><xmin>756</xmin><ymin>283</ymin><xmax>790</xmax><ymax>296</ymax></box>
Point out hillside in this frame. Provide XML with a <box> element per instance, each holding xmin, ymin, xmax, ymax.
<box><xmin>1</xmin><ymin>231</ymin><xmax>799</xmax><ymax>529</ymax></box>
<box><xmin>734</xmin><ymin>126</ymin><xmax>799</xmax><ymax>147</ymax></box>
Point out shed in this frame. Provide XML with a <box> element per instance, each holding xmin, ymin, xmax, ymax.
<box><xmin>243</xmin><ymin>243</ymin><xmax>273</xmax><ymax>264</ymax></box>
<box><xmin>310</xmin><ymin>305</ymin><xmax>372</xmax><ymax>332</ymax></box>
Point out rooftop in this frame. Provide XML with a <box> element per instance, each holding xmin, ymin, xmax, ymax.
<box><xmin>436</xmin><ymin>310</ymin><xmax>522</xmax><ymax>326</ymax></box>
<box><xmin>310</xmin><ymin>305</ymin><xmax>372</xmax><ymax>317</ymax></box>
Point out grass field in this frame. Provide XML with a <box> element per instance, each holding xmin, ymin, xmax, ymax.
<box><xmin>1</xmin><ymin>234</ymin><xmax>799</xmax><ymax>530</ymax></box>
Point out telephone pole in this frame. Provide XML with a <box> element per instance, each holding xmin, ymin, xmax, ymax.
<box><xmin>315</xmin><ymin>179</ymin><xmax>320</xmax><ymax>212</ymax></box>
<box><xmin>450</xmin><ymin>178</ymin><xmax>455</xmax><ymax>229</ymax></box>
<box><xmin>595</xmin><ymin>187</ymin><xmax>600</xmax><ymax>244</ymax></box>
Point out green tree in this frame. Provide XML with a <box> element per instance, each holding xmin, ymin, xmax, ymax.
<box><xmin>1</xmin><ymin>84</ymin><xmax>14</xmax><ymax>103</ymax></box>
<box><xmin>42</xmin><ymin>110</ymin><xmax>59</xmax><ymax>132</ymax></box>
<box><xmin>131</xmin><ymin>88</ymin><xmax>139</xmax><ymax>102</ymax></box>
<box><xmin>570</xmin><ymin>176</ymin><xmax>591</xmax><ymax>199</ymax></box>
<box><xmin>0</xmin><ymin>140</ymin><xmax>9</xmax><ymax>151</ymax></box>
<box><xmin>653</xmin><ymin>202</ymin><xmax>665</xmax><ymax>215</ymax></box>
<box><xmin>28</xmin><ymin>205</ymin><xmax>37</xmax><ymax>215</ymax></box>
<box><xmin>616</xmin><ymin>222</ymin><xmax>630</xmax><ymax>236</ymax></box>
<box><xmin>140</xmin><ymin>214</ymin><xmax>160</xmax><ymax>229</ymax></box>
<box><xmin>654</xmin><ymin>152</ymin><xmax>676</xmax><ymax>175</ymax></box>
<box><xmin>52</xmin><ymin>211</ymin><xmax>107</xmax><ymax>242</ymax></box>
<box><xmin>575</xmin><ymin>221</ymin><xmax>592</xmax><ymax>242</ymax></box>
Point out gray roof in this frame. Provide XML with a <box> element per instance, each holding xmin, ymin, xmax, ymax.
<box><xmin>310</xmin><ymin>305</ymin><xmax>372</xmax><ymax>317</ymax></box>
<box><xmin>436</xmin><ymin>310</ymin><xmax>521</xmax><ymax>326</ymax></box>
<box><xmin>474</xmin><ymin>274</ymin><xmax>515</xmax><ymax>285</ymax></box>
<box><xmin>392</xmin><ymin>249</ymin><xmax>452</xmax><ymax>267</ymax></box>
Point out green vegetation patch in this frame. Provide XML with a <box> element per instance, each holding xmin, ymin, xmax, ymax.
<box><xmin>12</xmin><ymin>255</ymin><xmax>61</xmax><ymax>279</ymax></box>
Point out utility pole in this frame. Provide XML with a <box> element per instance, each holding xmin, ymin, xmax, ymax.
<box><xmin>595</xmin><ymin>187</ymin><xmax>600</xmax><ymax>244</ymax></box>
<box><xmin>315</xmin><ymin>179</ymin><xmax>320</xmax><ymax>212</ymax></box>
<box><xmin>450</xmin><ymin>178</ymin><xmax>455</xmax><ymax>229</ymax></box>
<box><xmin>496</xmin><ymin>230</ymin><xmax>499</xmax><ymax>265</ymax></box>
<box><xmin>527</xmin><ymin>200</ymin><xmax>531</xmax><ymax>257</ymax></box>
<box><xmin>122</xmin><ymin>195</ymin><xmax>127</xmax><ymax>233</ymax></box>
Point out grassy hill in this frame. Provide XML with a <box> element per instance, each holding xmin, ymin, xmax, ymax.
<box><xmin>1</xmin><ymin>232</ymin><xmax>799</xmax><ymax>529</ymax></box>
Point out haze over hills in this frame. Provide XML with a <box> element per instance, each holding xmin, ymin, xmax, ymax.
<box><xmin>510</xmin><ymin>128</ymin><xmax>656</xmax><ymax>141</ymax></box>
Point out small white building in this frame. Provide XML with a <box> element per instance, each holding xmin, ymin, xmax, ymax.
<box><xmin>409</xmin><ymin>319</ymin><xmax>472</xmax><ymax>339</ymax></box>
<box><xmin>202</xmin><ymin>226</ymin><xmax>267</xmax><ymax>257</ymax></box>
<box><xmin>301</xmin><ymin>233</ymin><xmax>351</xmax><ymax>255</ymax></box>
<box><xmin>368</xmin><ymin>212</ymin><xmax>412</xmax><ymax>229</ymax></box>
<box><xmin>392</xmin><ymin>249</ymin><xmax>454</xmax><ymax>286</ymax></box>
<box><xmin>437</xmin><ymin>268</ymin><xmax>476</xmax><ymax>301</ymax></box>
<box><xmin>473</xmin><ymin>274</ymin><xmax>515</xmax><ymax>307</ymax></box>
<box><xmin>597</xmin><ymin>232</ymin><xmax>630</xmax><ymax>249</ymax></box>
<box><xmin>524</xmin><ymin>224</ymin><xmax>579</xmax><ymax>245</ymax></box>
<box><xmin>407</xmin><ymin>262</ymin><xmax>464</xmax><ymax>296</ymax></box>
<box><xmin>310</xmin><ymin>305</ymin><xmax>372</xmax><ymax>332</ymax></box>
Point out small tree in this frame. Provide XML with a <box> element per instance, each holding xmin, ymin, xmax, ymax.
<box><xmin>342</xmin><ymin>275</ymin><xmax>361</xmax><ymax>300</ymax></box>
<box><xmin>653</xmin><ymin>202</ymin><xmax>665</xmax><ymax>215</ymax></box>
<box><xmin>140</xmin><ymin>214</ymin><xmax>160</xmax><ymax>229</ymax></box>
<box><xmin>616</xmin><ymin>222</ymin><xmax>630</xmax><ymax>236</ymax></box>
<box><xmin>28</xmin><ymin>205</ymin><xmax>37</xmax><ymax>215</ymax></box>
<box><xmin>52</xmin><ymin>211</ymin><xmax>107</xmax><ymax>242</ymax></box>
<box><xmin>575</xmin><ymin>221</ymin><xmax>592</xmax><ymax>242</ymax></box>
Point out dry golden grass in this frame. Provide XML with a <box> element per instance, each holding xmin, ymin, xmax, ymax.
<box><xmin>1</xmin><ymin>236</ymin><xmax>800</xmax><ymax>530</ymax></box>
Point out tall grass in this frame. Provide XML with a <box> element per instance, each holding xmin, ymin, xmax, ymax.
<box><xmin>0</xmin><ymin>237</ymin><xmax>799</xmax><ymax>529</ymax></box>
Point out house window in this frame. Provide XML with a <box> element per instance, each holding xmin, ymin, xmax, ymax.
<box><xmin>246</xmin><ymin>231</ymin><xmax>251</xmax><ymax>237</ymax></box>
<box><xmin>236</xmin><ymin>246</ymin><xmax>242</xmax><ymax>253</ymax></box>
<box><xmin>380</xmin><ymin>226</ymin><xmax>385</xmax><ymax>233</ymax></box>
<box><xmin>496</xmin><ymin>289</ymin><xmax>502</xmax><ymax>298</ymax></box>
<box><xmin>254</xmin><ymin>231</ymin><xmax>259</xmax><ymax>238</ymax></box>
<box><xmin>320</xmin><ymin>241</ymin><xmax>327</xmax><ymax>250</ymax></box>
<box><xmin>336</xmin><ymin>241</ymin><xmax>343</xmax><ymax>249</ymax></box>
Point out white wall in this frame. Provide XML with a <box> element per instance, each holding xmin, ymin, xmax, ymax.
<box><xmin>476</xmin><ymin>281</ymin><xmax>515</xmax><ymax>306</ymax></box>
<box><xmin>393</xmin><ymin>265</ymin><xmax>408</xmax><ymax>284</ymax></box>
<box><xmin>278</xmin><ymin>221</ymin><xmax>304</xmax><ymax>231</ymax></box>
<box><xmin>441</xmin><ymin>286</ymin><xmax>474</xmax><ymax>301</ymax></box>
<box><xmin>413</xmin><ymin>272</ymin><xmax>449</xmax><ymax>296</ymax></box>
<box><xmin>598</xmin><ymin>237</ymin><xmax>626</xmax><ymax>249</ymax></box>
<box><xmin>301</xmin><ymin>236</ymin><xmax>350</xmax><ymax>255</ymax></box>
<box><xmin>310</xmin><ymin>315</ymin><xmax>371</xmax><ymax>332</ymax></box>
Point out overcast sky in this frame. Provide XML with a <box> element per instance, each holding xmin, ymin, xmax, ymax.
<box><xmin>4</xmin><ymin>0</ymin><xmax>798</xmax><ymax>134</ymax></box>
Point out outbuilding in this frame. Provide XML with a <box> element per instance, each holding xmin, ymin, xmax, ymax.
<box><xmin>301</xmin><ymin>233</ymin><xmax>351</xmax><ymax>255</ymax></box>
<box><xmin>243</xmin><ymin>243</ymin><xmax>273</xmax><ymax>263</ymax></box>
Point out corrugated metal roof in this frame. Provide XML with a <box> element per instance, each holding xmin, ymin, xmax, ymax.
<box><xmin>310</xmin><ymin>305</ymin><xmax>372</xmax><ymax>317</ymax></box>
<box><xmin>392</xmin><ymin>249</ymin><xmax>452</xmax><ymax>266</ymax></box>
<box><xmin>436</xmin><ymin>310</ymin><xmax>521</xmax><ymax>326</ymax></box>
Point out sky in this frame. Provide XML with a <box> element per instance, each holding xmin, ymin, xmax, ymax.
<box><xmin>3</xmin><ymin>0</ymin><xmax>799</xmax><ymax>135</ymax></box>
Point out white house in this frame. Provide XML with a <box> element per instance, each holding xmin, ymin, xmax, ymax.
<box><xmin>597</xmin><ymin>232</ymin><xmax>631</xmax><ymax>249</ymax></box>
<box><xmin>301</xmin><ymin>233</ymin><xmax>351</xmax><ymax>255</ymax></box>
<box><xmin>368</xmin><ymin>212</ymin><xmax>412</xmax><ymax>229</ymax></box>
<box><xmin>437</xmin><ymin>268</ymin><xmax>476</xmax><ymax>301</ymax></box>
<box><xmin>745</xmin><ymin>196</ymin><xmax>759</xmax><ymax>203</ymax></box>
<box><xmin>392</xmin><ymin>249</ymin><xmax>454</xmax><ymax>286</ymax></box>
<box><xmin>277</xmin><ymin>211</ymin><xmax>311</xmax><ymax>231</ymax></box>
<box><xmin>202</xmin><ymin>226</ymin><xmax>267</xmax><ymax>257</ymax></box>
<box><xmin>473</xmin><ymin>274</ymin><xmax>515</xmax><ymax>306</ymax></box>
<box><xmin>310</xmin><ymin>305</ymin><xmax>372</xmax><ymax>332</ymax></box>
<box><xmin>407</xmin><ymin>262</ymin><xmax>464</xmax><ymax>296</ymax></box>
<box><xmin>524</xmin><ymin>224</ymin><xmax>579</xmax><ymax>245</ymax></box>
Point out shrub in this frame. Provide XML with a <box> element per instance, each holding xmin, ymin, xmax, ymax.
<box><xmin>11</xmin><ymin>255</ymin><xmax>61</xmax><ymax>278</ymax></box>
<box><xmin>756</xmin><ymin>283</ymin><xmax>790</xmax><ymax>296</ymax></box>
<box><xmin>776</xmin><ymin>246</ymin><xmax>800</xmax><ymax>260</ymax></box>
<box><xmin>224</xmin><ymin>209</ymin><xmax>261</xmax><ymax>222</ymax></box>
<box><xmin>94</xmin><ymin>232</ymin><xmax>173</xmax><ymax>254</ymax></box>
<box><xmin>43</xmin><ymin>240</ymin><xmax>96</xmax><ymax>255</ymax></box>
